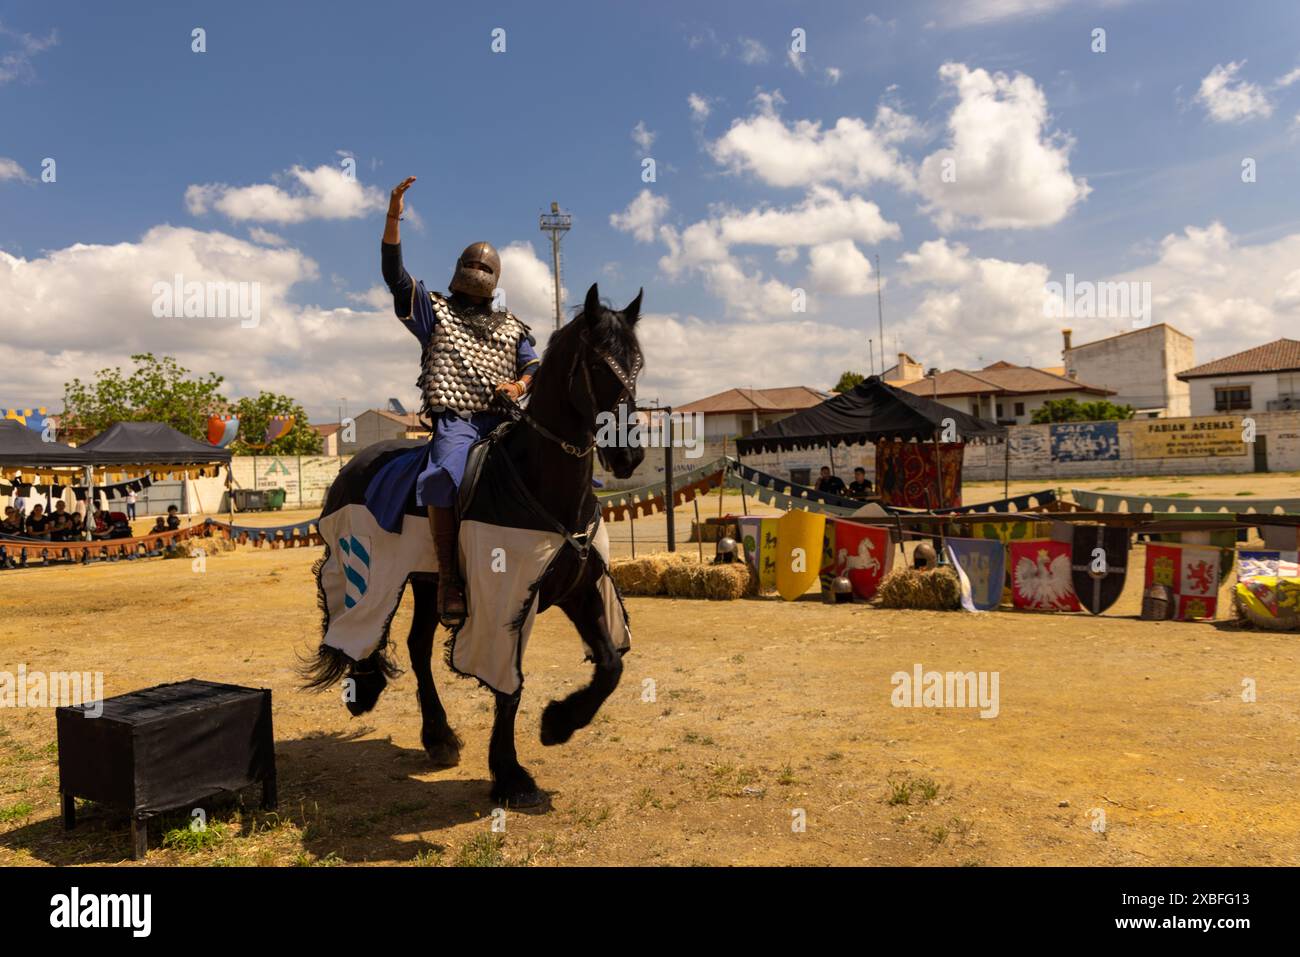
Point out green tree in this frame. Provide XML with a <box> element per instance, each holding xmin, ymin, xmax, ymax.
<box><xmin>1030</xmin><ymin>398</ymin><xmax>1136</xmax><ymax>424</ymax></box>
<box><xmin>61</xmin><ymin>354</ymin><xmax>227</xmax><ymax>442</ymax></box>
<box><xmin>228</xmin><ymin>391</ymin><xmax>322</xmax><ymax>455</ymax></box>
<box><xmin>834</xmin><ymin>370</ymin><xmax>866</xmax><ymax>393</ymax></box>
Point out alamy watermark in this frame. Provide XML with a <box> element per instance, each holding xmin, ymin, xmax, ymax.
<box><xmin>595</xmin><ymin>407</ymin><xmax>705</xmax><ymax>459</ymax></box>
<box><xmin>0</xmin><ymin>664</ymin><xmax>103</xmax><ymax>717</ymax></box>
<box><xmin>151</xmin><ymin>274</ymin><xmax>261</xmax><ymax>328</ymax></box>
<box><xmin>891</xmin><ymin>663</ymin><xmax>999</xmax><ymax>719</ymax></box>
<box><xmin>1044</xmin><ymin>273</ymin><xmax>1151</xmax><ymax>329</ymax></box>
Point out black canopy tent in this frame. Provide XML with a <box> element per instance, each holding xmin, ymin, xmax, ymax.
<box><xmin>78</xmin><ymin>422</ymin><xmax>233</xmax><ymax>466</ymax></box>
<box><xmin>0</xmin><ymin>419</ymin><xmax>92</xmax><ymax>469</ymax></box>
<box><xmin>79</xmin><ymin>422</ymin><xmax>234</xmax><ymax>521</ymax></box>
<box><xmin>734</xmin><ymin>377</ymin><xmax>1007</xmax><ymax>508</ymax></box>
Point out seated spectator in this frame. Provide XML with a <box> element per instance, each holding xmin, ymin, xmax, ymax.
<box><xmin>0</xmin><ymin>506</ymin><xmax>22</xmax><ymax>537</ymax></box>
<box><xmin>848</xmin><ymin>467</ymin><xmax>874</xmax><ymax>500</ymax></box>
<box><xmin>24</xmin><ymin>504</ymin><xmax>52</xmax><ymax>540</ymax></box>
<box><xmin>815</xmin><ymin>466</ymin><xmax>847</xmax><ymax>496</ymax></box>
<box><xmin>50</xmin><ymin>511</ymin><xmax>73</xmax><ymax>542</ymax></box>
<box><xmin>89</xmin><ymin>508</ymin><xmax>112</xmax><ymax>540</ymax></box>
<box><xmin>150</xmin><ymin>517</ymin><xmax>168</xmax><ymax>534</ymax></box>
<box><xmin>166</xmin><ymin>505</ymin><xmax>182</xmax><ymax>530</ymax></box>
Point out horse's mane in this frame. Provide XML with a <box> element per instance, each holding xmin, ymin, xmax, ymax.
<box><xmin>530</xmin><ymin>300</ymin><xmax>641</xmax><ymax>398</ymax></box>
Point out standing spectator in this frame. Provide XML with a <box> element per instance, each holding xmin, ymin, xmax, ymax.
<box><xmin>166</xmin><ymin>505</ymin><xmax>182</xmax><ymax>530</ymax></box>
<box><xmin>125</xmin><ymin>486</ymin><xmax>138</xmax><ymax>521</ymax></box>
<box><xmin>12</xmin><ymin>487</ymin><xmax>27</xmax><ymax>521</ymax></box>
<box><xmin>848</xmin><ymin>467</ymin><xmax>874</xmax><ymax>500</ymax></box>
<box><xmin>815</xmin><ymin>466</ymin><xmax>847</xmax><ymax>496</ymax></box>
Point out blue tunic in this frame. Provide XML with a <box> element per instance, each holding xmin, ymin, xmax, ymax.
<box><xmin>365</xmin><ymin>259</ymin><xmax>539</xmax><ymax>533</ymax></box>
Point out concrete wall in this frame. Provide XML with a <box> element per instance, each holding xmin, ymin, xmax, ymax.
<box><xmin>592</xmin><ymin>410</ymin><xmax>1300</xmax><ymax>492</ymax></box>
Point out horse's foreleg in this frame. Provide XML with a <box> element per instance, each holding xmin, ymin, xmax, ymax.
<box><xmin>540</xmin><ymin>583</ymin><xmax>624</xmax><ymax>747</ymax></box>
<box><xmin>489</xmin><ymin>689</ymin><xmax>543</xmax><ymax>806</ymax></box>
<box><xmin>409</xmin><ymin>576</ymin><xmax>461</xmax><ymax>766</ymax></box>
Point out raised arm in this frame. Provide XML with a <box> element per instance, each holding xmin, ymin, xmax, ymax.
<box><xmin>382</xmin><ymin>176</ymin><xmax>417</xmax><ymax>318</ymax></box>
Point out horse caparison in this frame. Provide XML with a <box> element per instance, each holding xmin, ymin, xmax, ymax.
<box><xmin>301</xmin><ymin>283</ymin><xmax>645</xmax><ymax>807</ymax></box>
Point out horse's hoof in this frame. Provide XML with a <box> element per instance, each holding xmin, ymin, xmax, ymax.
<box><xmin>491</xmin><ymin>788</ymin><xmax>544</xmax><ymax>809</ymax></box>
<box><xmin>539</xmin><ymin>700</ymin><xmax>574</xmax><ymax>747</ymax></box>
<box><xmin>424</xmin><ymin>740</ymin><xmax>461</xmax><ymax>768</ymax></box>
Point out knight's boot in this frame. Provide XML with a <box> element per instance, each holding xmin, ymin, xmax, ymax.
<box><xmin>430</xmin><ymin>506</ymin><xmax>467</xmax><ymax>627</ymax></box>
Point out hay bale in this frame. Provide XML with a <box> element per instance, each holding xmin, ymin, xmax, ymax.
<box><xmin>700</xmin><ymin>562</ymin><xmax>750</xmax><ymax>600</ymax></box>
<box><xmin>876</xmin><ymin>566</ymin><xmax>962</xmax><ymax>611</ymax></box>
<box><xmin>663</xmin><ymin>561</ymin><xmax>703</xmax><ymax>597</ymax></box>
<box><xmin>609</xmin><ymin>552</ymin><xmax>684</xmax><ymax>596</ymax></box>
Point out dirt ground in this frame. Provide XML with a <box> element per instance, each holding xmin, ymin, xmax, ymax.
<box><xmin>2</xmin><ymin>476</ymin><xmax>1298</xmax><ymax>866</ymax></box>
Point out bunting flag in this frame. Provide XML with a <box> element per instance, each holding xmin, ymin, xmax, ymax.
<box><xmin>945</xmin><ymin>537</ymin><xmax>1006</xmax><ymax>611</ymax></box>
<box><xmin>1010</xmin><ymin>539</ymin><xmax>1081</xmax><ymax>612</ymax></box>
<box><xmin>1070</xmin><ymin>525</ymin><xmax>1130</xmax><ymax>615</ymax></box>
<box><xmin>1144</xmin><ymin>542</ymin><xmax>1221</xmax><ymax>620</ymax></box>
<box><xmin>207</xmin><ymin>414</ymin><xmax>239</xmax><ymax>448</ymax></box>
<box><xmin>820</xmin><ymin>519</ymin><xmax>892</xmax><ymax>600</ymax></box>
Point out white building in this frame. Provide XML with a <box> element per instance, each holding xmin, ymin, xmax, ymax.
<box><xmin>899</xmin><ymin>362</ymin><xmax>1115</xmax><ymax>426</ymax></box>
<box><xmin>674</xmin><ymin>386</ymin><xmax>829</xmax><ymax>441</ymax></box>
<box><xmin>1062</xmin><ymin>324</ymin><xmax>1194</xmax><ymax>417</ymax></box>
<box><xmin>1178</xmin><ymin>338</ymin><xmax>1300</xmax><ymax>415</ymax></box>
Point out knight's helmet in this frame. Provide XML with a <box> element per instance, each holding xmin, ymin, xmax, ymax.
<box><xmin>449</xmin><ymin>241</ymin><xmax>501</xmax><ymax>299</ymax></box>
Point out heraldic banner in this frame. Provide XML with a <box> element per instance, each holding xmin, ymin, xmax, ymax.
<box><xmin>1144</xmin><ymin>542</ymin><xmax>1221</xmax><ymax>620</ymax></box>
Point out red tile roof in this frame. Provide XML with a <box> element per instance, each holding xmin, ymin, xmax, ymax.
<box><xmin>899</xmin><ymin>365</ymin><xmax>1113</xmax><ymax>398</ymax></box>
<box><xmin>1177</xmin><ymin>338</ymin><xmax>1300</xmax><ymax>379</ymax></box>
<box><xmin>676</xmin><ymin>386</ymin><xmax>829</xmax><ymax>415</ymax></box>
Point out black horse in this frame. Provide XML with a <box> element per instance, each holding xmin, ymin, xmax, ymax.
<box><xmin>302</xmin><ymin>284</ymin><xmax>645</xmax><ymax>806</ymax></box>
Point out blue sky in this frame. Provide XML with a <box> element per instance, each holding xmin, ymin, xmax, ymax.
<box><xmin>4</xmin><ymin>0</ymin><xmax>1300</xmax><ymax>423</ymax></box>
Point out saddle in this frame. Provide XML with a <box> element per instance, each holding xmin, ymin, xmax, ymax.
<box><xmin>458</xmin><ymin>420</ymin><xmax>514</xmax><ymax>519</ymax></box>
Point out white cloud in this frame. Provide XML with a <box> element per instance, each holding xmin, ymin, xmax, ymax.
<box><xmin>631</xmin><ymin>120</ymin><xmax>656</xmax><ymax>155</ymax></box>
<box><xmin>807</xmin><ymin>240</ymin><xmax>874</xmax><ymax>296</ymax></box>
<box><xmin>498</xmin><ymin>240</ymin><xmax>565</xmax><ymax>337</ymax></box>
<box><xmin>917</xmin><ymin>62</ymin><xmax>1090</xmax><ymax>230</ymax></box>
<box><xmin>787</xmin><ymin>49</ymin><xmax>806</xmax><ymax>75</ymax></box>
<box><xmin>712</xmin><ymin>186</ymin><xmax>899</xmax><ymax>248</ymax></box>
<box><xmin>737</xmin><ymin>37</ymin><xmax>769</xmax><ymax>65</ymax></box>
<box><xmin>825</xmin><ymin>67</ymin><xmax>841</xmax><ymax>85</ymax></box>
<box><xmin>1109</xmin><ymin>222</ymin><xmax>1300</xmax><ymax>357</ymax></box>
<box><xmin>708</xmin><ymin>90</ymin><xmax>919</xmax><ymax>190</ymax></box>
<box><xmin>248</xmin><ymin>227</ymin><xmax>287</xmax><ymax>246</ymax></box>
<box><xmin>185</xmin><ymin>164</ymin><xmax>387</xmax><ymax>223</ymax></box>
<box><xmin>687</xmin><ymin>93</ymin><xmax>712</xmax><ymax>121</ymax></box>
<box><xmin>0</xmin><ymin>225</ymin><xmax>563</xmax><ymax>417</ymax></box>
<box><xmin>610</xmin><ymin>189</ymin><xmax>670</xmax><ymax>243</ymax></box>
<box><xmin>1195</xmin><ymin>61</ymin><xmax>1273</xmax><ymax>123</ymax></box>
<box><xmin>940</xmin><ymin>0</ymin><xmax>1071</xmax><ymax>25</ymax></box>
<box><xmin>636</xmin><ymin>312</ymin><xmax>859</xmax><ymax>402</ymax></box>
<box><xmin>897</xmin><ymin>238</ymin><xmax>1055</xmax><ymax>368</ymax></box>
<box><xmin>0</xmin><ymin>156</ymin><xmax>31</xmax><ymax>183</ymax></box>
<box><xmin>0</xmin><ymin>22</ymin><xmax>58</xmax><ymax>84</ymax></box>
<box><xmin>1276</xmin><ymin>67</ymin><xmax>1300</xmax><ymax>88</ymax></box>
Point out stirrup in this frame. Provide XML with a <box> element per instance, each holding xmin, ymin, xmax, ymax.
<box><xmin>438</xmin><ymin>577</ymin><xmax>467</xmax><ymax>627</ymax></box>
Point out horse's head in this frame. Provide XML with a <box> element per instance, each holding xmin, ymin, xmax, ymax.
<box><xmin>528</xmin><ymin>283</ymin><xmax>645</xmax><ymax>480</ymax></box>
<box><xmin>575</xmin><ymin>283</ymin><xmax>645</xmax><ymax>480</ymax></box>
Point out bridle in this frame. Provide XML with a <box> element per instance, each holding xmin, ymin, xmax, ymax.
<box><xmin>509</xmin><ymin>330</ymin><xmax>642</xmax><ymax>459</ymax></box>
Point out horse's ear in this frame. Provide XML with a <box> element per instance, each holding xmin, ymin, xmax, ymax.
<box><xmin>623</xmin><ymin>288</ymin><xmax>643</xmax><ymax>325</ymax></box>
<box><xmin>583</xmin><ymin>284</ymin><xmax>601</xmax><ymax>324</ymax></box>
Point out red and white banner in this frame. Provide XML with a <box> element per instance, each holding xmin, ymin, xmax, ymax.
<box><xmin>1009</xmin><ymin>539</ymin><xmax>1081</xmax><ymax>612</ymax></box>
<box><xmin>1144</xmin><ymin>543</ymin><xmax>1220</xmax><ymax>620</ymax></box>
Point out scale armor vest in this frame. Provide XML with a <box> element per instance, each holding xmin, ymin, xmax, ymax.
<box><xmin>418</xmin><ymin>291</ymin><xmax>528</xmax><ymax>417</ymax></box>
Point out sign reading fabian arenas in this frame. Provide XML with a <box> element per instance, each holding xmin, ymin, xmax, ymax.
<box><xmin>1133</xmin><ymin>416</ymin><xmax>1247</xmax><ymax>459</ymax></box>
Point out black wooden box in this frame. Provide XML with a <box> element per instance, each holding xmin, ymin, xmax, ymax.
<box><xmin>56</xmin><ymin>678</ymin><xmax>276</xmax><ymax>859</ymax></box>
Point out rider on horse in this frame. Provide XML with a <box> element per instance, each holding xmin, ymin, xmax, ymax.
<box><xmin>381</xmin><ymin>176</ymin><xmax>540</xmax><ymax>626</ymax></box>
